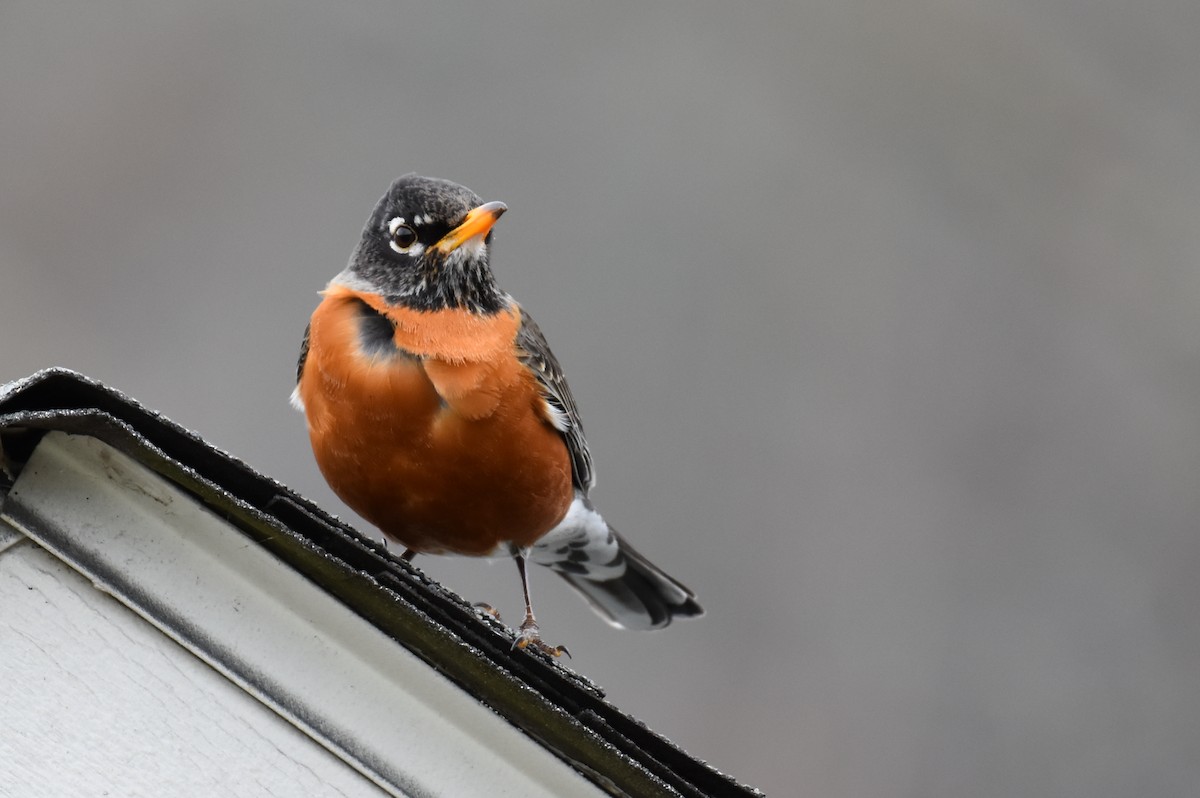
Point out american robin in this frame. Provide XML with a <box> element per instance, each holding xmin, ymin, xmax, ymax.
<box><xmin>293</xmin><ymin>174</ymin><xmax>702</xmax><ymax>654</ymax></box>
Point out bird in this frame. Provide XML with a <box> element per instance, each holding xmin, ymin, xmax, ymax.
<box><xmin>292</xmin><ymin>174</ymin><xmax>702</xmax><ymax>655</ymax></box>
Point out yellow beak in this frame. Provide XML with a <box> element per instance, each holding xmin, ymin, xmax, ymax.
<box><xmin>435</xmin><ymin>200</ymin><xmax>507</xmax><ymax>254</ymax></box>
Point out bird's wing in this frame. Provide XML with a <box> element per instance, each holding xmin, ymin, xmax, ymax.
<box><xmin>289</xmin><ymin>322</ymin><xmax>313</xmax><ymax>411</ymax></box>
<box><xmin>514</xmin><ymin>306</ymin><xmax>595</xmax><ymax>492</ymax></box>
<box><xmin>295</xmin><ymin>322</ymin><xmax>311</xmax><ymax>383</ymax></box>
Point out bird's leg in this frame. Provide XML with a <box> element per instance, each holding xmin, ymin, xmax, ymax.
<box><xmin>513</xmin><ymin>553</ymin><xmax>570</xmax><ymax>658</ymax></box>
<box><xmin>400</xmin><ymin>548</ymin><xmax>418</xmax><ymax>562</ymax></box>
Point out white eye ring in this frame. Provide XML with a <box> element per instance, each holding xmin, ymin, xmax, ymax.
<box><xmin>387</xmin><ymin>217</ymin><xmax>418</xmax><ymax>253</ymax></box>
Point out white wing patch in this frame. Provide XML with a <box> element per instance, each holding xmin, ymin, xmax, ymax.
<box><xmin>289</xmin><ymin>385</ymin><xmax>305</xmax><ymax>412</ymax></box>
<box><xmin>542</xmin><ymin>398</ymin><xmax>571</xmax><ymax>432</ymax></box>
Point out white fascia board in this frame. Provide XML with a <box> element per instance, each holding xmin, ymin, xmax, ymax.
<box><xmin>0</xmin><ymin>526</ymin><xmax>391</xmax><ymax>797</ymax></box>
<box><xmin>2</xmin><ymin>432</ymin><xmax>605</xmax><ymax>798</ymax></box>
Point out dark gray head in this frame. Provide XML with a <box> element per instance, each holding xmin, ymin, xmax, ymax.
<box><xmin>336</xmin><ymin>174</ymin><xmax>509</xmax><ymax>313</ymax></box>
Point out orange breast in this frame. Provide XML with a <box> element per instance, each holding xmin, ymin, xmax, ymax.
<box><xmin>297</xmin><ymin>286</ymin><xmax>573</xmax><ymax>555</ymax></box>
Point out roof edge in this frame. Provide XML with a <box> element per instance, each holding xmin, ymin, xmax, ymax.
<box><xmin>0</xmin><ymin>368</ymin><xmax>762</xmax><ymax>798</ymax></box>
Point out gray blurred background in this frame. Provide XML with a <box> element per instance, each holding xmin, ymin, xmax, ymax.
<box><xmin>3</xmin><ymin>2</ymin><xmax>1199</xmax><ymax>796</ymax></box>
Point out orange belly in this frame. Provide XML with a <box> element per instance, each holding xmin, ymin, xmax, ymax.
<box><xmin>298</xmin><ymin>288</ymin><xmax>573</xmax><ymax>555</ymax></box>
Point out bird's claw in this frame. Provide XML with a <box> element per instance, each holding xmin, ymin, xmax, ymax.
<box><xmin>473</xmin><ymin>602</ymin><xmax>502</xmax><ymax>621</ymax></box>
<box><xmin>514</xmin><ymin>618</ymin><xmax>570</xmax><ymax>658</ymax></box>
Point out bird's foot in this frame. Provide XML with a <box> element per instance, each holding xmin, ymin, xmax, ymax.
<box><xmin>514</xmin><ymin>617</ymin><xmax>570</xmax><ymax>658</ymax></box>
<box><xmin>473</xmin><ymin>602</ymin><xmax>502</xmax><ymax>621</ymax></box>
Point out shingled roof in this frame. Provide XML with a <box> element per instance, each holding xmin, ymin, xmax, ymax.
<box><xmin>0</xmin><ymin>368</ymin><xmax>760</xmax><ymax>798</ymax></box>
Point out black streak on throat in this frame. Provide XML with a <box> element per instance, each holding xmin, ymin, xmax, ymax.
<box><xmin>354</xmin><ymin>299</ymin><xmax>407</xmax><ymax>358</ymax></box>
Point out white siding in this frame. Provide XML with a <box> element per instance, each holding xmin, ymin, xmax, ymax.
<box><xmin>0</xmin><ymin>534</ymin><xmax>388</xmax><ymax>797</ymax></box>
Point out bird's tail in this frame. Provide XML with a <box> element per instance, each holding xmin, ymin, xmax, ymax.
<box><xmin>530</xmin><ymin>498</ymin><xmax>703</xmax><ymax>630</ymax></box>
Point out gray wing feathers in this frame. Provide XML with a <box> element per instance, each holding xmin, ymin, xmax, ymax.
<box><xmin>296</xmin><ymin>322</ymin><xmax>311</xmax><ymax>383</ymax></box>
<box><xmin>514</xmin><ymin>306</ymin><xmax>595</xmax><ymax>492</ymax></box>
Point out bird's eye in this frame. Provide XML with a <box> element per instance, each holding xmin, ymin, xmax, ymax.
<box><xmin>387</xmin><ymin>219</ymin><xmax>418</xmax><ymax>253</ymax></box>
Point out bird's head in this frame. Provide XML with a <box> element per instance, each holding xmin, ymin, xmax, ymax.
<box><xmin>336</xmin><ymin>174</ymin><xmax>508</xmax><ymax>313</ymax></box>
